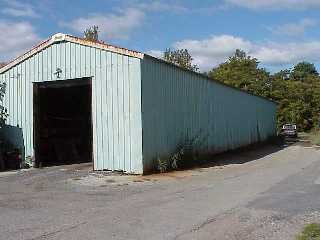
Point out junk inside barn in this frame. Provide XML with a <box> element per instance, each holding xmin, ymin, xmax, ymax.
<box><xmin>0</xmin><ymin>33</ymin><xmax>277</xmax><ymax>174</ymax></box>
<box><xmin>33</xmin><ymin>78</ymin><xmax>92</xmax><ymax>167</ymax></box>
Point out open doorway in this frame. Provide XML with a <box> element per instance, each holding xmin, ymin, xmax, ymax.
<box><xmin>33</xmin><ymin>78</ymin><xmax>93</xmax><ymax>167</ymax></box>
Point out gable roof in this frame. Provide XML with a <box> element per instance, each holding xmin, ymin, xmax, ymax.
<box><xmin>0</xmin><ymin>33</ymin><xmax>144</xmax><ymax>74</ymax></box>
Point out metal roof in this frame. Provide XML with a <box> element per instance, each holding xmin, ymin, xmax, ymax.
<box><xmin>0</xmin><ymin>33</ymin><xmax>144</xmax><ymax>74</ymax></box>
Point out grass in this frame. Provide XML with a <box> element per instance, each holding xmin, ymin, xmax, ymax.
<box><xmin>309</xmin><ymin>129</ymin><xmax>320</xmax><ymax>146</ymax></box>
<box><xmin>296</xmin><ymin>223</ymin><xmax>320</xmax><ymax>240</ymax></box>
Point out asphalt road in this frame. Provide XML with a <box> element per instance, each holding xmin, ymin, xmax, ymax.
<box><xmin>0</xmin><ymin>143</ymin><xmax>320</xmax><ymax>240</ymax></box>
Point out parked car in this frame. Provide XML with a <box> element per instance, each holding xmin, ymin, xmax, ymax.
<box><xmin>280</xmin><ymin>124</ymin><xmax>298</xmax><ymax>138</ymax></box>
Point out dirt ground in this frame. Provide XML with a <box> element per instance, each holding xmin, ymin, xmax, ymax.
<box><xmin>1</xmin><ymin>141</ymin><xmax>320</xmax><ymax>240</ymax></box>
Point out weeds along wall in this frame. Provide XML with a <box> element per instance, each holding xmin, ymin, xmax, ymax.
<box><xmin>141</xmin><ymin>55</ymin><xmax>277</xmax><ymax>172</ymax></box>
<box><xmin>0</xmin><ymin>41</ymin><xmax>143</xmax><ymax>173</ymax></box>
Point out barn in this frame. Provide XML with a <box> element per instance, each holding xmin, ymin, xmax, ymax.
<box><xmin>0</xmin><ymin>33</ymin><xmax>277</xmax><ymax>174</ymax></box>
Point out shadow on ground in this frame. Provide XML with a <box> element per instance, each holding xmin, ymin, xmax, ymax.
<box><xmin>188</xmin><ymin>135</ymin><xmax>308</xmax><ymax>171</ymax></box>
<box><xmin>200</xmin><ymin>144</ymin><xmax>284</xmax><ymax>168</ymax></box>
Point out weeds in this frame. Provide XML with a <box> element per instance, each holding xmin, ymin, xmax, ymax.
<box><xmin>157</xmin><ymin>131</ymin><xmax>208</xmax><ymax>173</ymax></box>
<box><xmin>296</xmin><ymin>223</ymin><xmax>320</xmax><ymax>240</ymax></box>
<box><xmin>309</xmin><ymin>129</ymin><xmax>320</xmax><ymax>146</ymax></box>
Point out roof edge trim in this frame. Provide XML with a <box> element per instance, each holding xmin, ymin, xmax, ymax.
<box><xmin>0</xmin><ymin>33</ymin><xmax>144</xmax><ymax>74</ymax></box>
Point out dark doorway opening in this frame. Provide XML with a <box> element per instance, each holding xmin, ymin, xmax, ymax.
<box><xmin>33</xmin><ymin>78</ymin><xmax>93</xmax><ymax>167</ymax></box>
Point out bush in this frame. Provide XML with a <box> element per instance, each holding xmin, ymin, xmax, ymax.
<box><xmin>296</xmin><ymin>223</ymin><xmax>320</xmax><ymax>240</ymax></box>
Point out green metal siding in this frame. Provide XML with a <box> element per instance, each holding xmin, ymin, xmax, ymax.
<box><xmin>0</xmin><ymin>41</ymin><xmax>143</xmax><ymax>173</ymax></box>
<box><xmin>141</xmin><ymin>56</ymin><xmax>277</xmax><ymax>172</ymax></box>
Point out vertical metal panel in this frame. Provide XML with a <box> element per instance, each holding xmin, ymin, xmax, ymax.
<box><xmin>141</xmin><ymin>56</ymin><xmax>277</xmax><ymax>172</ymax></box>
<box><xmin>0</xmin><ymin>41</ymin><xmax>143</xmax><ymax>174</ymax></box>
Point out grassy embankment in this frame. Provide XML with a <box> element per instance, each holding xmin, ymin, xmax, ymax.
<box><xmin>309</xmin><ymin>129</ymin><xmax>320</xmax><ymax>146</ymax></box>
<box><xmin>296</xmin><ymin>223</ymin><xmax>320</xmax><ymax>240</ymax></box>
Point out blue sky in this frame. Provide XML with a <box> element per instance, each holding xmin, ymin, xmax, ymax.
<box><xmin>1</xmin><ymin>0</ymin><xmax>320</xmax><ymax>72</ymax></box>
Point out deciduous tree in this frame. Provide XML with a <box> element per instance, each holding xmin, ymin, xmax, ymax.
<box><xmin>163</xmin><ymin>49</ymin><xmax>199</xmax><ymax>72</ymax></box>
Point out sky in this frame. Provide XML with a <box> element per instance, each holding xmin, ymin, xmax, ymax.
<box><xmin>1</xmin><ymin>0</ymin><xmax>320</xmax><ymax>73</ymax></box>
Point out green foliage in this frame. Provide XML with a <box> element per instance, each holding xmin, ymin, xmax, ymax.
<box><xmin>157</xmin><ymin>132</ymin><xmax>207</xmax><ymax>173</ymax></box>
<box><xmin>271</xmin><ymin>67</ymin><xmax>320</xmax><ymax>131</ymax></box>
<box><xmin>310</xmin><ymin>129</ymin><xmax>320</xmax><ymax>146</ymax></box>
<box><xmin>84</xmin><ymin>26</ymin><xmax>99</xmax><ymax>42</ymax></box>
<box><xmin>208</xmin><ymin>49</ymin><xmax>320</xmax><ymax>131</ymax></box>
<box><xmin>157</xmin><ymin>147</ymin><xmax>184</xmax><ymax>173</ymax></box>
<box><xmin>157</xmin><ymin>156</ymin><xmax>169</xmax><ymax>173</ymax></box>
<box><xmin>163</xmin><ymin>48</ymin><xmax>199</xmax><ymax>72</ymax></box>
<box><xmin>0</xmin><ymin>82</ymin><xmax>8</xmax><ymax>127</ymax></box>
<box><xmin>208</xmin><ymin>49</ymin><xmax>270</xmax><ymax>97</ymax></box>
<box><xmin>291</xmin><ymin>62</ymin><xmax>319</xmax><ymax>81</ymax></box>
<box><xmin>296</xmin><ymin>223</ymin><xmax>320</xmax><ymax>240</ymax></box>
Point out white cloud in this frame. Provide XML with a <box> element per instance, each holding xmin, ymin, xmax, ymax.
<box><xmin>63</xmin><ymin>1</ymin><xmax>189</xmax><ymax>40</ymax></box>
<box><xmin>163</xmin><ymin>35</ymin><xmax>320</xmax><ymax>70</ymax></box>
<box><xmin>1</xmin><ymin>0</ymin><xmax>38</xmax><ymax>18</ymax></box>
<box><xmin>254</xmin><ymin>41</ymin><xmax>320</xmax><ymax>65</ymax></box>
<box><xmin>137</xmin><ymin>1</ymin><xmax>188</xmax><ymax>13</ymax></box>
<box><xmin>0</xmin><ymin>21</ymin><xmax>40</xmax><ymax>62</ymax></box>
<box><xmin>225</xmin><ymin>0</ymin><xmax>320</xmax><ymax>10</ymax></box>
<box><xmin>147</xmin><ymin>50</ymin><xmax>163</xmax><ymax>58</ymax></box>
<box><xmin>173</xmin><ymin>35</ymin><xmax>253</xmax><ymax>69</ymax></box>
<box><xmin>270</xmin><ymin>18</ymin><xmax>317</xmax><ymax>36</ymax></box>
<box><xmin>64</xmin><ymin>8</ymin><xmax>144</xmax><ymax>40</ymax></box>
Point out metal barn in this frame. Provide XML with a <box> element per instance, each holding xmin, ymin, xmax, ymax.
<box><xmin>0</xmin><ymin>33</ymin><xmax>277</xmax><ymax>174</ymax></box>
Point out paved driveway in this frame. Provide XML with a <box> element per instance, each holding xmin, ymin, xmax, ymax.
<box><xmin>1</xmin><ymin>143</ymin><xmax>320</xmax><ymax>240</ymax></box>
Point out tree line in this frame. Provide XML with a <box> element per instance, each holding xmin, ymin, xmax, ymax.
<box><xmin>164</xmin><ymin>48</ymin><xmax>320</xmax><ymax>131</ymax></box>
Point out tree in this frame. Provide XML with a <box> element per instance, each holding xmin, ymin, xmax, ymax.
<box><xmin>84</xmin><ymin>26</ymin><xmax>99</xmax><ymax>42</ymax></box>
<box><xmin>207</xmin><ymin>50</ymin><xmax>320</xmax><ymax>131</ymax></box>
<box><xmin>208</xmin><ymin>49</ymin><xmax>270</xmax><ymax>97</ymax></box>
<box><xmin>290</xmin><ymin>61</ymin><xmax>319</xmax><ymax>81</ymax></box>
<box><xmin>163</xmin><ymin>49</ymin><xmax>199</xmax><ymax>72</ymax></box>
<box><xmin>271</xmin><ymin>63</ymin><xmax>320</xmax><ymax>131</ymax></box>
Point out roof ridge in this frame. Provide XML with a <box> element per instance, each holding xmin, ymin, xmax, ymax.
<box><xmin>0</xmin><ymin>33</ymin><xmax>144</xmax><ymax>74</ymax></box>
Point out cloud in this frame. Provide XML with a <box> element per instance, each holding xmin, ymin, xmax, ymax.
<box><xmin>254</xmin><ymin>41</ymin><xmax>320</xmax><ymax>65</ymax></box>
<box><xmin>135</xmin><ymin>0</ymin><xmax>228</xmax><ymax>14</ymax></box>
<box><xmin>147</xmin><ymin>50</ymin><xmax>163</xmax><ymax>58</ymax></box>
<box><xmin>1</xmin><ymin>0</ymin><xmax>39</xmax><ymax>18</ymax></box>
<box><xmin>270</xmin><ymin>18</ymin><xmax>317</xmax><ymax>36</ymax></box>
<box><xmin>173</xmin><ymin>35</ymin><xmax>253</xmax><ymax>70</ymax></box>
<box><xmin>63</xmin><ymin>1</ymin><xmax>189</xmax><ymax>40</ymax></box>
<box><xmin>225</xmin><ymin>0</ymin><xmax>320</xmax><ymax>10</ymax></box>
<box><xmin>63</xmin><ymin>8</ymin><xmax>144</xmax><ymax>40</ymax></box>
<box><xmin>137</xmin><ymin>1</ymin><xmax>188</xmax><ymax>13</ymax></box>
<box><xmin>158</xmin><ymin>35</ymin><xmax>320</xmax><ymax>70</ymax></box>
<box><xmin>0</xmin><ymin>21</ymin><xmax>41</xmax><ymax>62</ymax></box>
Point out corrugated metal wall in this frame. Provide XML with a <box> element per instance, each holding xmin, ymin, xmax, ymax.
<box><xmin>0</xmin><ymin>41</ymin><xmax>143</xmax><ymax>173</ymax></box>
<box><xmin>141</xmin><ymin>56</ymin><xmax>277</xmax><ymax>172</ymax></box>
